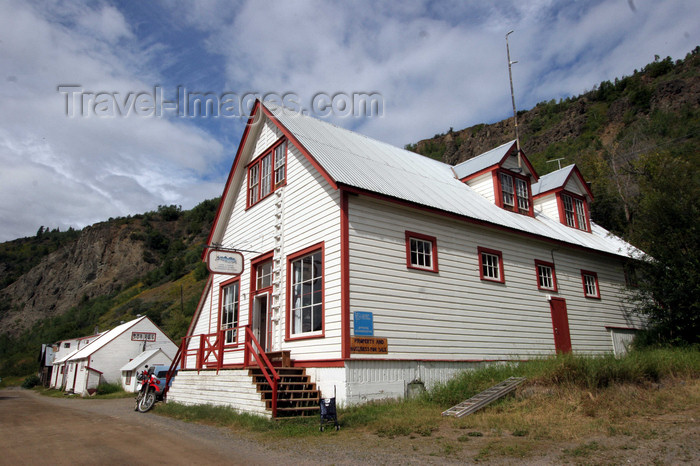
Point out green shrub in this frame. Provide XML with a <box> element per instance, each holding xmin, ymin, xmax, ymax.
<box><xmin>21</xmin><ymin>374</ymin><xmax>40</xmax><ymax>389</ymax></box>
<box><xmin>96</xmin><ymin>382</ymin><xmax>123</xmax><ymax>395</ymax></box>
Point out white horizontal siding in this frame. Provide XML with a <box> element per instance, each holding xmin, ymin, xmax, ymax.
<box><xmin>534</xmin><ymin>193</ymin><xmax>560</xmax><ymax>220</ymax></box>
<box><xmin>347</xmin><ymin>195</ymin><xmax>641</xmax><ymax>361</ymax></box>
<box><xmin>167</xmin><ymin>369</ymin><xmax>270</xmax><ymax>417</ymax></box>
<box><xmin>466</xmin><ymin>172</ymin><xmax>495</xmax><ymax>203</ymax></box>
<box><xmin>193</xmin><ymin>118</ymin><xmax>341</xmax><ymax>363</ymax></box>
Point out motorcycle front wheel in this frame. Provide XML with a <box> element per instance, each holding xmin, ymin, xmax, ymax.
<box><xmin>135</xmin><ymin>390</ymin><xmax>144</xmax><ymax>411</ymax></box>
<box><xmin>138</xmin><ymin>388</ymin><xmax>156</xmax><ymax>412</ymax></box>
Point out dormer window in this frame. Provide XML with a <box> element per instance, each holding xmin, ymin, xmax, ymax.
<box><xmin>559</xmin><ymin>192</ymin><xmax>590</xmax><ymax>231</ymax></box>
<box><xmin>496</xmin><ymin>170</ymin><xmax>533</xmax><ymax>216</ymax></box>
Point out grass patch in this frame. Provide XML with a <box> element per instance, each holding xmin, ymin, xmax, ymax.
<box><xmin>0</xmin><ymin>374</ymin><xmax>31</xmax><ymax>388</ymax></box>
<box><xmin>149</xmin><ymin>348</ymin><xmax>699</xmax><ymax>459</ymax></box>
<box><xmin>154</xmin><ymin>402</ymin><xmax>319</xmax><ymax>437</ymax></box>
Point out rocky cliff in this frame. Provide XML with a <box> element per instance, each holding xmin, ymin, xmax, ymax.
<box><xmin>0</xmin><ymin>222</ymin><xmax>155</xmax><ymax>336</ymax></box>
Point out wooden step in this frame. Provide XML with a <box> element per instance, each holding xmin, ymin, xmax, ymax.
<box><xmin>248</xmin><ymin>365</ymin><xmax>321</xmax><ymax>418</ymax></box>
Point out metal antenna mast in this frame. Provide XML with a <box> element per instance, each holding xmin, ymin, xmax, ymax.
<box><xmin>506</xmin><ymin>30</ymin><xmax>522</xmax><ymax>168</ymax></box>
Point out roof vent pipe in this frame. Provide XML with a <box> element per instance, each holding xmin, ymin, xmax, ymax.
<box><xmin>505</xmin><ymin>30</ymin><xmax>522</xmax><ymax>170</ymax></box>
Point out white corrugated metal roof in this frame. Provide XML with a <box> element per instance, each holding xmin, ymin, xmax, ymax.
<box><xmin>452</xmin><ymin>140</ymin><xmax>515</xmax><ymax>179</ymax></box>
<box><xmin>264</xmin><ymin>103</ymin><xmax>636</xmax><ymax>258</ymax></box>
<box><xmin>532</xmin><ymin>165</ymin><xmax>575</xmax><ymax>196</ymax></box>
<box><xmin>120</xmin><ymin>348</ymin><xmax>165</xmax><ymax>371</ymax></box>
<box><xmin>68</xmin><ymin>317</ymin><xmax>147</xmax><ymax>361</ymax></box>
<box><xmin>53</xmin><ymin>348</ymin><xmax>79</xmax><ymax>365</ymax></box>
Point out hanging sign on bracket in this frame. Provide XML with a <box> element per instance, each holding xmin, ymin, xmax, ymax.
<box><xmin>207</xmin><ymin>249</ymin><xmax>244</xmax><ymax>275</ymax></box>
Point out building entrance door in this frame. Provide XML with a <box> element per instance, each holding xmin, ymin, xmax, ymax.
<box><xmin>549</xmin><ymin>297</ymin><xmax>572</xmax><ymax>353</ymax></box>
<box><xmin>253</xmin><ymin>293</ymin><xmax>270</xmax><ymax>352</ymax></box>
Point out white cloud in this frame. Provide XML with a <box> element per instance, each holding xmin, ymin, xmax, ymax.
<box><xmin>0</xmin><ymin>0</ymin><xmax>698</xmax><ymax>241</ymax></box>
<box><xmin>0</xmin><ymin>0</ymin><xmax>226</xmax><ymax>240</ymax></box>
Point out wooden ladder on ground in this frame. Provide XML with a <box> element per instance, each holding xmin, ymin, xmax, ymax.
<box><xmin>441</xmin><ymin>376</ymin><xmax>526</xmax><ymax>418</ymax></box>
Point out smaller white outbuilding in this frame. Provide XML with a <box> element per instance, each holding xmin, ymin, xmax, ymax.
<box><xmin>120</xmin><ymin>348</ymin><xmax>173</xmax><ymax>392</ymax></box>
<box><xmin>61</xmin><ymin>316</ymin><xmax>177</xmax><ymax>395</ymax></box>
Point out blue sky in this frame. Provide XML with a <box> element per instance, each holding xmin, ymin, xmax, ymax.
<box><xmin>0</xmin><ymin>0</ymin><xmax>698</xmax><ymax>241</ymax></box>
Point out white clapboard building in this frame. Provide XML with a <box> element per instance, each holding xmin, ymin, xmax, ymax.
<box><xmin>50</xmin><ymin>334</ymin><xmax>98</xmax><ymax>390</ymax></box>
<box><xmin>166</xmin><ymin>101</ymin><xmax>642</xmax><ymax>417</ymax></box>
<box><xmin>120</xmin><ymin>348</ymin><xmax>174</xmax><ymax>392</ymax></box>
<box><xmin>57</xmin><ymin>316</ymin><xmax>177</xmax><ymax>395</ymax></box>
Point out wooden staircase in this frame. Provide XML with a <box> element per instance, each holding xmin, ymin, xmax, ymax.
<box><xmin>249</xmin><ymin>351</ymin><xmax>320</xmax><ymax>417</ymax></box>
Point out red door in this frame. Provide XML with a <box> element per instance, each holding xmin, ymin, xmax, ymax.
<box><xmin>549</xmin><ymin>298</ymin><xmax>572</xmax><ymax>353</ymax></box>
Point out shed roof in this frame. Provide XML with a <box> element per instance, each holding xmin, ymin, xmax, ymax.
<box><xmin>68</xmin><ymin>316</ymin><xmax>147</xmax><ymax>361</ymax></box>
<box><xmin>120</xmin><ymin>348</ymin><xmax>167</xmax><ymax>372</ymax></box>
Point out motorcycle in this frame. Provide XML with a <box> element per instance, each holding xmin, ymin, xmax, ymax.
<box><xmin>134</xmin><ymin>365</ymin><xmax>162</xmax><ymax>413</ymax></box>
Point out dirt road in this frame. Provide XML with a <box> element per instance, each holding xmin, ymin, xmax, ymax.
<box><xmin>0</xmin><ymin>388</ymin><xmax>300</xmax><ymax>465</ymax></box>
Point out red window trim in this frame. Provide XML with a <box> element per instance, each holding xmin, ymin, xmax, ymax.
<box><xmin>246</xmin><ymin>138</ymin><xmax>287</xmax><ymax>209</ymax></box>
<box><xmin>250</xmin><ymin>251</ymin><xmax>274</xmax><ymax>294</ymax></box>
<box><xmin>581</xmin><ymin>270</ymin><xmax>601</xmax><ymax>299</ymax></box>
<box><xmin>534</xmin><ymin>259</ymin><xmax>558</xmax><ymax>292</ymax></box>
<box><xmin>405</xmin><ymin>231</ymin><xmax>439</xmax><ymax>273</ymax></box>
<box><xmin>478</xmin><ymin>246</ymin><xmax>505</xmax><ymax>283</ymax></box>
<box><xmin>493</xmin><ymin>169</ymin><xmax>534</xmax><ymax>217</ymax></box>
<box><xmin>556</xmin><ymin>190</ymin><xmax>591</xmax><ymax>232</ymax></box>
<box><xmin>219</xmin><ymin>276</ymin><xmax>241</xmax><ymax>342</ymax></box>
<box><xmin>285</xmin><ymin>242</ymin><xmax>325</xmax><ymax>342</ymax></box>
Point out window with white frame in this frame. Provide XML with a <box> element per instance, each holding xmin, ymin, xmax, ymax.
<box><xmin>478</xmin><ymin>247</ymin><xmax>504</xmax><ymax>283</ymax></box>
<box><xmin>247</xmin><ymin>138</ymin><xmax>287</xmax><ymax>207</ymax></box>
<box><xmin>498</xmin><ymin>171</ymin><xmax>532</xmax><ymax>216</ymax></box>
<box><xmin>535</xmin><ymin>260</ymin><xmax>557</xmax><ymax>291</ymax></box>
<box><xmin>500</xmin><ymin>173</ymin><xmax>514</xmax><ymax>207</ymax></box>
<box><xmin>274</xmin><ymin>142</ymin><xmax>286</xmax><ymax>186</ymax></box>
<box><xmin>516</xmin><ymin>178</ymin><xmax>530</xmax><ymax>212</ymax></box>
<box><xmin>581</xmin><ymin>270</ymin><xmax>600</xmax><ymax>298</ymax></box>
<box><xmin>574</xmin><ymin>198</ymin><xmax>587</xmax><ymax>229</ymax></box>
<box><xmin>256</xmin><ymin>260</ymin><xmax>273</xmax><ymax>290</ymax></box>
<box><xmin>290</xmin><ymin>249</ymin><xmax>323</xmax><ymax>335</ymax></box>
<box><xmin>221</xmin><ymin>280</ymin><xmax>240</xmax><ymax>343</ymax></box>
<box><xmin>260</xmin><ymin>153</ymin><xmax>272</xmax><ymax>198</ymax></box>
<box><xmin>560</xmin><ymin>193</ymin><xmax>589</xmax><ymax>231</ymax></box>
<box><xmin>248</xmin><ymin>164</ymin><xmax>259</xmax><ymax>205</ymax></box>
<box><xmin>405</xmin><ymin>231</ymin><xmax>438</xmax><ymax>272</ymax></box>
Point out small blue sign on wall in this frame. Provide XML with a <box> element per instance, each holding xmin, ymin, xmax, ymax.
<box><xmin>354</xmin><ymin>311</ymin><xmax>374</xmax><ymax>336</ymax></box>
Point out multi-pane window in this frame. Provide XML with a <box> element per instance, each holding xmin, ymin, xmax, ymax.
<box><xmin>247</xmin><ymin>138</ymin><xmax>287</xmax><ymax>207</ymax></box>
<box><xmin>405</xmin><ymin>231</ymin><xmax>438</xmax><ymax>272</ymax></box>
<box><xmin>260</xmin><ymin>154</ymin><xmax>272</xmax><ymax>198</ymax></box>
<box><xmin>221</xmin><ymin>280</ymin><xmax>240</xmax><ymax>343</ymax></box>
<box><xmin>248</xmin><ymin>164</ymin><xmax>259</xmax><ymax>205</ymax></box>
<box><xmin>581</xmin><ymin>270</ymin><xmax>600</xmax><ymax>298</ymax></box>
<box><xmin>562</xmin><ymin>194</ymin><xmax>575</xmax><ymax>227</ymax></box>
<box><xmin>290</xmin><ymin>250</ymin><xmax>323</xmax><ymax>335</ymax></box>
<box><xmin>256</xmin><ymin>260</ymin><xmax>273</xmax><ymax>290</ymax></box>
<box><xmin>274</xmin><ymin>142</ymin><xmax>286</xmax><ymax>186</ymax></box>
<box><xmin>498</xmin><ymin>171</ymin><xmax>532</xmax><ymax>216</ymax></box>
<box><xmin>561</xmin><ymin>193</ymin><xmax>589</xmax><ymax>231</ymax></box>
<box><xmin>500</xmin><ymin>173</ymin><xmax>514</xmax><ymax>207</ymax></box>
<box><xmin>516</xmin><ymin>178</ymin><xmax>530</xmax><ymax>212</ymax></box>
<box><xmin>478</xmin><ymin>247</ymin><xmax>504</xmax><ymax>283</ymax></box>
<box><xmin>535</xmin><ymin>260</ymin><xmax>557</xmax><ymax>291</ymax></box>
<box><xmin>574</xmin><ymin>198</ymin><xmax>587</xmax><ymax>229</ymax></box>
